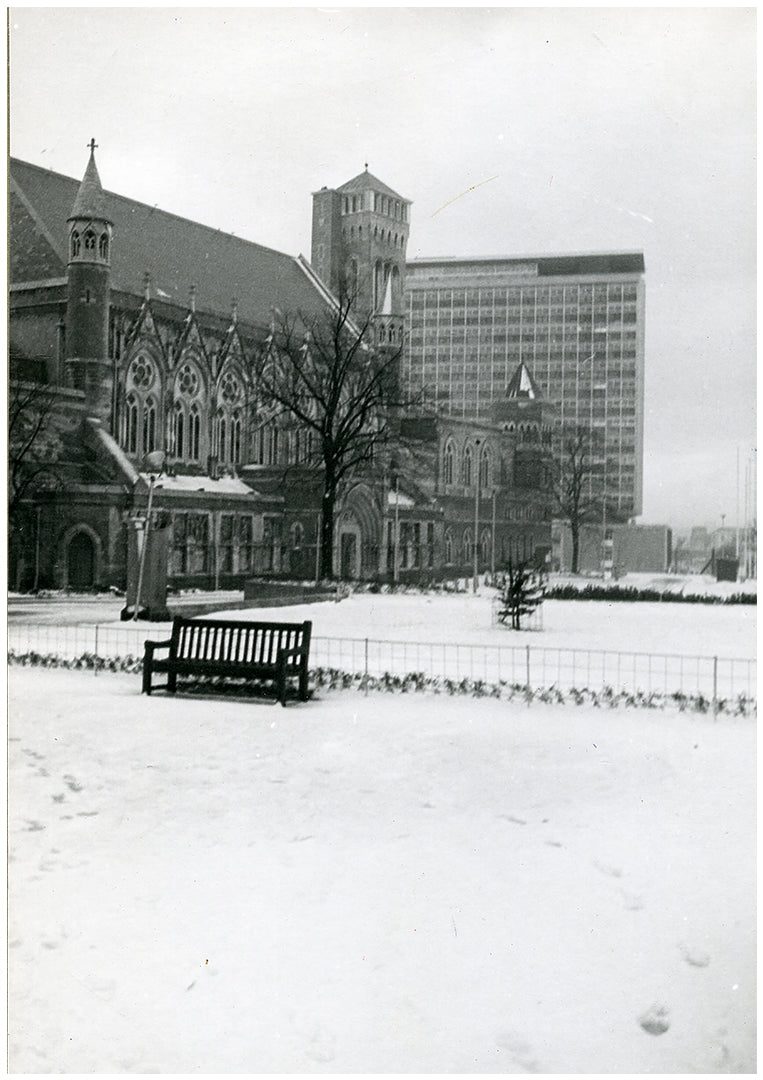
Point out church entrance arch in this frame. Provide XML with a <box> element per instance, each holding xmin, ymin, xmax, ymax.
<box><xmin>340</xmin><ymin>532</ymin><xmax>358</xmax><ymax>580</ymax></box>
<box><xmin>67</xmin><ymin>530</ymin><xmax>96</xmax><ymax>589</ymax></box>
<box><xmin>336</xmin><ymin>483</ymin><xmax>382</xmax><ymax>581</ymax></box>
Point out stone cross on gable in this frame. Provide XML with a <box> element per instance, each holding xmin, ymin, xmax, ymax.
<box><xmin>88</xmin><ymin>138</ymin><xmax>98</xmax><ymax>154</ymax></box>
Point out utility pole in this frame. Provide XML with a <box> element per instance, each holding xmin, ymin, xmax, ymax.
<box><xmin>473</xmin><ymin>438</ymin><xmax>481</xmax><ymax>593</ymax></box>
<box><xmin>491</xmin><ymin>488</ymin><xmax>496</xmax><ymax>576</ymax></box>
<box><xmin>393</xmin><ymin>473</ymin><xmax>400</xmax><ymax>584</ymax></box>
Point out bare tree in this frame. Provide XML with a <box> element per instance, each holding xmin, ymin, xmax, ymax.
<box><xmin>8</xmin><ymin>380</ymin><xmax>64</xmax><ymax>519</ymax></box>
<box><xmin>8</xmin><ymin>379</ymin><xmax>65</xmax><ymax>589</ymax></box>
<box><xmin>256</xmin><ymin>287</ymin><xmax>410</xmax><ymax>579</ymax></box>
<box><xmin>553</xmin><ymin>423</ymin><xmax>603</xmax><ymax>574</ymax></box>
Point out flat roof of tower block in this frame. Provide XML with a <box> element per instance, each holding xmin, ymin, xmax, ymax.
<box><xmin>407</xmin><ymin>252</ymin><xmax>645</xmax><ymax>275</ymax></box>
<box><xmin>10</xmin><ymin>157</ymin><xmax>333</xmax><ymax>327</ymax></box>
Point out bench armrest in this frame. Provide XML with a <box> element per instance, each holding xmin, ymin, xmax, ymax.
<box><xmin>144</xmin><ymin>637</ymin><xmax>172</xmax><ymax>653</ymax></box>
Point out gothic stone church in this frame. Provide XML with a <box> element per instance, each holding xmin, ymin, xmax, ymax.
<box><xmin>9</xmin><ymin>146</ymin><xmax>553</xmax><ymax>592</ymax></box>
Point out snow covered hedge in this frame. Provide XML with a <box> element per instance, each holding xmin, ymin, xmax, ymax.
<box><xmin>544</xmin><ymin>584</ymin><xmax>756</xmax><ymax>604</ymax></box>
<box><xmin>7</xmin><ymin>650</ymin><xmax>755</xmax><ymax>716</ymax></box>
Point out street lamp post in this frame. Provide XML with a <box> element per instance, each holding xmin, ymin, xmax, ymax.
<box><xmin>491</xmin><ymin>488</ymin><xmax>496</xmax><ymax>577</ymax></box>
<box><xmin>473</xmin><ymin>438</ymin><xmax>481</xmax><ymax>593</ymax></box>
<box><xmin>393</xmin><ymin>473</ymin><xmax>400</xmax><ymax>584</ymax></box>
<box><xmin>133</xmin><ymin>450</ymin><xmax>165</xmax><ymax>621</ymax></box>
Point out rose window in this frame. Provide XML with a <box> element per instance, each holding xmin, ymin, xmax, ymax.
<box><xmin>221</xmin><ymin>371</ymin><xmax>241</xmax><ymax>404</ymax></box>
<box><xmin>130</xmin><ymin>357</ymin><xmax>155</xmax><ymax>390</ymax></box>
<box><xmin>178</xmin><ymin>364</ymin><xmax>200</xmax><ymax>397</ymax></box>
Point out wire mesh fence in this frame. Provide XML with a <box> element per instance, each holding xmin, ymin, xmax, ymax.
<box><xmin>7</xmin><ymin>622</ymin><xmax>756</xmax><ymax>702</ymax></box>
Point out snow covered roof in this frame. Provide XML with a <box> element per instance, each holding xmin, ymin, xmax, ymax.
<box><xmin>387</xmin><ymin>489</ymin><xmax>416</xmax><ymax>509</ymax></box>
<box><xmin>145</xmin><ymin>473</ymin><xmax>257</xmax><ymax>496</ymax></box>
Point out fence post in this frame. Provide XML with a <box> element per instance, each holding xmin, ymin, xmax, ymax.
<box><xmin>364</xmin><ymin>638</ymin><xmax>369</xmax><ymax>696</ymax></box>
<box><xmin>526</xmin><ymin>644</ymin><xmax>531</xmax><ymax>690</ymax></box>
<box><xmin>712</xmin><ymin>655</ymin><xmax>718</xmax><ymax>718</ymax></box>
<box><xmin>94</xmin><ymin>625</ymin><xmax>99</xmax><ymax>677</ymax></box>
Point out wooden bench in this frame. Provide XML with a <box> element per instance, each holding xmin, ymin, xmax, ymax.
<box><xmin>142</xmin><ymin>616</ymin><xmax>312</xmax><ymax>706</ymax></box>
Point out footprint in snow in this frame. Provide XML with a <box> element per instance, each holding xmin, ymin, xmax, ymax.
<box><xmin>679</xmin><ymin>943</ymin><xmax>711</xmax><ymax>968</ymax></box>
<box><xmin>495</xmin><ymin>1030</ymin><xmax>542</xmax><ymax>1072</ymax></box>
<box><xmin>593</xmin><ymin>859</ymin><xmax>623</xmax><ymax>878</ymax></box>
<box><xmin>620</xmin><ymin>888</ymin><xmax>644</xmax><ymax>911</ymax></box>
<box><xmin>292</xmin><ymin>1014</ymin><xmax>336</xmax><ymax>1065</ymax></box>
<box><xmin>639</xmin><ymin>1003</ymin><xmax>670</xmax><ymax>1035</ymax></box>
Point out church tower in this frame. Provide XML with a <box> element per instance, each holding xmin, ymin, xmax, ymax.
<box><xmin>311</xmin><ymin>168</ymin><xmax>411</xmax><ymax>346</ymax></box>
<box><xmin>65</xmin><ymin>140</ymin><xmax>113</xmax><ymax>424</ymax></box>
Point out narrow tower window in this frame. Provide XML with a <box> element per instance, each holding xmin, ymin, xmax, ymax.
<box><xmin>71</xmin><ymin>231</ymin><xmax>81</xmax><ymax>258</ymax></box>
<box><xmin>189</xmin><ymin>403</ymin><xmax>201</xmax><ymax>461</ymax></box>
<box><xmin>125</xmin><ymin>393</ymin><xmax>138</xmax><ymax>455</ymax></box>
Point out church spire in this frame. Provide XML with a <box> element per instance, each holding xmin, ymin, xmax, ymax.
<box><xmin>505</xmin><ymin>361</ymin><xmax>541</xmax><ymax>400</ymax></box>
<box><xmin>69</xmin><ymin>139</ymin><xmax>111</xmax><ymax>223</ymax></box>
<box><xmin>65</xmin><ymin>140</ymin><xmax>114</xmax><ymax>427</ymax></box>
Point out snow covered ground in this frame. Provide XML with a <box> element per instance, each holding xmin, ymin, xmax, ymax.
<box><xmin>8</xmin><ymin>665</ymin><xmax>756</xmax><ymax>1073</ymax></box>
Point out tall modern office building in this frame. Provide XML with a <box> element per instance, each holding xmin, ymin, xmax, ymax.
<box><xmin>404</xmin><ymin>254</ymin><xmax>645</xmax><ymax>519</ymax></box>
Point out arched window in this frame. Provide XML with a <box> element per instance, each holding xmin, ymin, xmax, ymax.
<box><xmin>348</xmin><ymin>258</ymin><xmax>359</xmax><ymax>294</ymax></box>
<box><xmin>480</xmin><ymin>528</ymin><xmax>491</xmax><ymax>563</ymax></box>
<box><xmin>216</xmin><ymin>409</ymin><xmax>227</xmax><ymax>462</ymax></box>
<box><xmin>290</xmin><ymin>522</ymin><xmax>304</xmax><ymax>548</ymax></box>
<box><xmin>444</xmin><ymin>528</ymin><xmax>453</xmax><ymax>564</ymax></box>
<box><xmin>463</xmin><ymin>528</ymin><xmax>473</xmax><ymax>564</ymax></box>
<box><xmin>462</xmin><ymin>443</ymin><xmax>473</xmax><ymax>487</ymax></box>
<box><xmin>84</xmin><ymin>229</ymin><xmax>96</xmax><ymax>252</ymax></box>
<box><xmin>98</xmin><ymin>233</ymin><xmax>109</xmax><ymax>259</ymax></box>
<box><xmin>444</xmin><ymin>440</ymin><xmax>454</xmax><ymax>485</ymax></box>
<box><xmin>231</xmin><ymin>411</ymin><xmax>242</xmax><ymax>464</ymax></box>
<box><xmin>189</xmin><ymin>404</ymin><xmax>201</xmax><ymax>461</ymax></box>
<box><xmin>143</xmin><ymin>397</ymin><xmax>156</xmax><ymax>453</ymax></box>
<box><xmin>125</xmin><ymin>392</ymin><xmax>138</xmax><ymax>454</ymax></box>
<box><xmin>479</xmin><ymin>446</ymin><xmax>491</xmax><ymax>489</ymax></box>
<box><xmin>174</xmin><ymin>402</ymin><xmax>185</xmax><ymax>459</ymax></box>
<box><xmin>71</xmin><ymin>230</ymin><xmax>81</xmax><ymax>258</ymax></box>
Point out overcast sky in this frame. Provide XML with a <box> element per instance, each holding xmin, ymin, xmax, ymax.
<box><xmin>9</xmin><ymin>6</ymin><xmax>756</xmax><ymax>532</ymax></box>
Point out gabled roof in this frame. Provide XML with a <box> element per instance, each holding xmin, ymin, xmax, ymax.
<box><xmin>10</xmin><ymin>157</ymin><xmax>332</xmax><ymax>328</ymax></box>
<box><xmin>506</xmin><ymin>361</ymin><xmax>543</xmax><ymax>400</ymax></box>
<box><xmin>338</xmin><ymin>168</ymin><xmax>409</xmax><ymax>203</ymax></box>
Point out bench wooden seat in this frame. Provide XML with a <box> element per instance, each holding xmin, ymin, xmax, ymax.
<box><xmin>142</xmin><ymin>616</ymin><xmax>312</xmax><ymax>706</ymax></box>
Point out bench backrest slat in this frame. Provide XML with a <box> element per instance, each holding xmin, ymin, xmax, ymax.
<box><xmin>170</xmin><ymin>616</ymin><xmax>310</xmax><ymax>666</ymax></box>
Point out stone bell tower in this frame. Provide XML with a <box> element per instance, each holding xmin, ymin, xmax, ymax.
<box><xmin>311</xmin><ymin>166</ymin><xmax>411</xmax><ymax>346</ymax></box>
<box><xmin>65</xmin><ymin>139</ymin><xmax>114</xmax><ymax>424</ymax></box>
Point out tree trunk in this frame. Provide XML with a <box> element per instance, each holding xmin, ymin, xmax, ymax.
<box><xmin>571</xmin><ymin>520</ymin><xmax>580</xmax><ymax>574</ymax></box>
<box><xmin>320</xmin><ymin>489</ymin><xmax>336</xmax><ymax>580</ymax></box>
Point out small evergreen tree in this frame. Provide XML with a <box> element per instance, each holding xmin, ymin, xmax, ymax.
<box><xmin>495</xmin><ymin>561</ymin><xmax>546</xmax><ymax>630</ymax></box>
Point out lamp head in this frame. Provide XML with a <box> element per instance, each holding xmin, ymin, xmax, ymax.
<box><xmin>144</xmin><ymin>450</ymin><xmax>166</xmax><ymax>474</ymax></box>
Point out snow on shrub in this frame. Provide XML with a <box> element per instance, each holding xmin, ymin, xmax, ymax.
<box><xmin>8</xmin><ymin>649</ymin><xmax>755</xmax><ymax>717</ymax></box>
